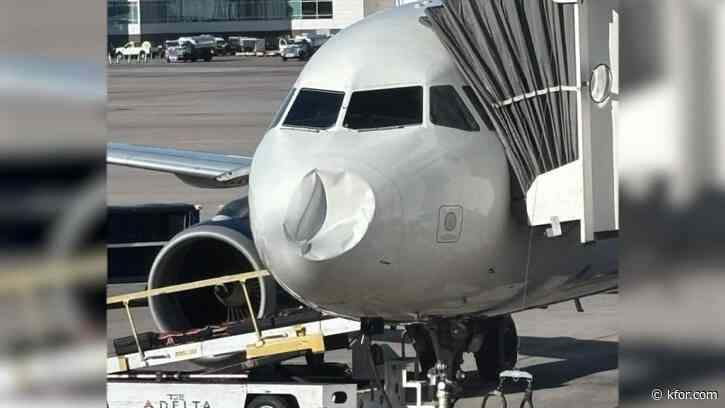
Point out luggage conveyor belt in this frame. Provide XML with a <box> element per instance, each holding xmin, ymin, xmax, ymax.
<box><xmin>107</xmin><ymin>270</ymin><xmax>360</xmax><ymax>374</ymax></box>
<box><xmin>107</xmin><ymin>316</ymin><xmax>360</xmax><ymax>373</ymax></box>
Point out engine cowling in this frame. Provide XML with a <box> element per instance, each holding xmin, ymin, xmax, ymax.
<box><xmin>148</xmin><ymin>216</ymin><xmax>276</xmax><ymax>333</ymax></box>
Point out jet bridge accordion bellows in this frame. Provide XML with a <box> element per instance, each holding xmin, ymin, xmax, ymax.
<box><xmin>426</xmin><ymin>0</ymin><xmax>579</xmax><ymax>192</ymax></box>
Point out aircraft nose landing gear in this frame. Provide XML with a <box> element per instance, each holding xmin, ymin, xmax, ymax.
<box><xmin>428</xmin><ymin>360</ymin><xmax>462</xmax><ymax>408</ymax></box>
<box><xmin>407</xmin><ymin>315</ymin><xmax>520</xmax><ymax>408</ymax></box>
<box><xmin>418</xmin><ymin>319</ymin><xmax>473</xmax><ymax>408</ymax></box>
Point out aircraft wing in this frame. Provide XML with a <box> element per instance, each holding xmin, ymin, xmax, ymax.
<box><xmin>107</xmin><ymin>143</ymin><xmax>252</xmax><ymax>188</ymax></box>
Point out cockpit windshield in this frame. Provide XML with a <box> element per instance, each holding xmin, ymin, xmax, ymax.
<box><xmin>343</xmin><ymin>86</ymin><xmax>423</xmax><ymax>130</ymax></box>
<box><xmin>283</xmin><ymin>88</ymin><xmax>344</xmax><ymax>130</ymax></box>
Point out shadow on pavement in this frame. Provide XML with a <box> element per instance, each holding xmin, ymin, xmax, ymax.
<box><xmin>460</xmin><ymin>336</ymin><xmax>617</xmax><ymax>398</ymax></box>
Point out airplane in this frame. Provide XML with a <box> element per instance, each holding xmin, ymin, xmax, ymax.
<box><xmin>108</xmin><ymin>0</ymin><xmax>617</xmax><ymax>395</ymax></box>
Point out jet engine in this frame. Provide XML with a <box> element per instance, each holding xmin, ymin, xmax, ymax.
<box><xmin>148</xmin><ymin>199</ymin><xmax>276</xmax><ymax>334</ymax></box>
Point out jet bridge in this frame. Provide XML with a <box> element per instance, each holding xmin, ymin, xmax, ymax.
<box><xmin>426</xmin><ymin>0</ymin><xmax>619</xmax><ymax>242</ymax></box>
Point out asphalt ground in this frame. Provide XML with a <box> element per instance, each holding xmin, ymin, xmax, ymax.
<box><xmin>107</xmin><ymin>55</ymin><xmax>618</xmax><ymax>408</ymax></box>
<box><xmin>108</xmin><ymin>56</ymin><xmax>305</xmax><ymax>219</ymax></box>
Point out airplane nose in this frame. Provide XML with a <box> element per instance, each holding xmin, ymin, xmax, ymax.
<box><xmin>249</xmin><ymin>135</ymin><xmax>403</xmax><ymax>316</ymax></box>
<box><xmin>283</xmin><ymin>168</ymin><xmax>375</xmax><ymax>261</ymax></box>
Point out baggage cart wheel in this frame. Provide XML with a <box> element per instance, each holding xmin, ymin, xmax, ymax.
<box><xmin>247</xmin><ymin>395</ymin><xmax>294</xmax><ymax>408</ymax></box>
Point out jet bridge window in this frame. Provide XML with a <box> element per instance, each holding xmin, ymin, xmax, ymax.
<box><xmin>283</xmin><ymin>88</ymin><xmax>344</xmax><ymax>130</ymax></box>
<box><xmin>462</xmin><ymin>85</ymin><xmax>495</xmax><ymax>132</ymax></box>
<box><xmin>343</xmin><ymin>86</ymin><xmax>423</xmax><ymax>130</ymax></box>
<box><xmin>430</xmin><ymin>85</ymin><xmax>480</xmax><ymax>132</ymax></box>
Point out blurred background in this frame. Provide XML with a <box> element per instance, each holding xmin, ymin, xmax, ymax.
<box><xmin>620</xmin><ymin>0</ymin><xmax>725</xmax><ymax>406</ymax></box>
<box><xmin>1</xmin><ymin>0</ymin><xmax>725</xmax><ymax>406</ymax></box>
<box><xmin>0</xmin><ymin>0</ymin><xmax>106</xmax><ymax>406</ymax></box>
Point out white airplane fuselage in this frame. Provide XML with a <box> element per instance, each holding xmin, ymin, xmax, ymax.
<box><xmin>249</xmin><ymin>4</ymin><xmax>616</xmax><ymax>322</ymax></box>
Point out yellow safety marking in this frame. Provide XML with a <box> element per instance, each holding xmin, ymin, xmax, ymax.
<box><xmin>174</xmin><ymin>344</ymin><xmax>202</xmax><ymax>359</ymax></box>
<box><xmin>106</xmin><ymin>270</ymin><xmax>270</xmax><ymax>305</ymax></box>
<box><xmin>106</xmin><ymin>356</ymin><xmax>129</xmax><ymax>373</ymax></box>
<box><xmin>246</xmin><ymin>328</ymin><xmax>325</xmax><ymax>359</ymax></box>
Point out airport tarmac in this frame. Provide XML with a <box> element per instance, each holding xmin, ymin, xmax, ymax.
<box><xmin>108</xmin><ymin>56</ymin><xmax>305</xmax><ymax>219</ymax></box>
<box><xmin>107</xmin><ymin>56</ymin><xmax>618</xmax><ymax>408</ymax></box>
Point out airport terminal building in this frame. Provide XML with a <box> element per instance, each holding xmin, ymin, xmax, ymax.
<box><xmin>108</xmin><ymin>0</ymin><xmax>395</xmax><ymax>46</ymax></box>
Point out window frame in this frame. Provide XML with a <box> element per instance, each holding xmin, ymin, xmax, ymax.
<box><xmin>461</xmin><ymin>85</ymin><xmax>496</xmax><ymax>132</ymax></box>
<box><xmin>281</xmin><ymin>87</ymin><xmax>345</xmax><ymax>131</ymax></box>
<box><xmin>269</xmin><ymin>87</ymin><xmax>298</xmax><ymax>129</ymax></box>
<box><xmin>288</xmin><ymin>0</ymin><xmax>333</xmax><ymax>19</ymax></box>
<box><xmin>341</xmin><ymin>84</ymin><xmax>425</xmax><ymax>131</ymax></box>
<box><xmin>429</xmin><ymin>84</ymin><xmax>481</xmax><ymax>132</ymax></box>
<box><xmin>317</xmin><ymin>1</ymin><xmax>333</xmax><ymax>18</ymax></box>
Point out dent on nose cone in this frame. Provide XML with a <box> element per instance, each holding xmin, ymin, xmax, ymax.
<box><xmin>283</xmin><ymin>169</ymin><xmax>375</xmax><ymax>261</ymax></box>
<box><xmin>283</xmin><ymin>171</ymin><xmax>327</xmax><ymax>244</ymax></box>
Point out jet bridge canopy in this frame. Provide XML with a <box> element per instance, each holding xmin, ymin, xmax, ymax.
<box><xmin>426</xmin><ymin>0</ymin><xmax>619</xmax><ymax>242</ymax></box>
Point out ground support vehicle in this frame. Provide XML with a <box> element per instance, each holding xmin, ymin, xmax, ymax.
<box><xmin>106</xmin><ymin>271</ymin><xmax>535</xmax><ymax>408</ymax></box>
<box><xmin>114</xmin><ymin>41</ymin><xmax>153</xmax><ymax>64</ymax></box>
<box><xmin>167</xmin><ymin>42</ymin><xmax>213</xmax><ymax>63</ymax></box>
<box><xmin>279</xmin><ymin>35</ymin><xmax>329</xmax><ymax>61</ymax></box>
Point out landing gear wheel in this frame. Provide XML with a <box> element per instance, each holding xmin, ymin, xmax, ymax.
<box><xmin>475</xmin><ymin>315</ymin><xmax>518</xmax><ymax>381</ymax></box>
<box><xmin>247</xmin><ymin>395</ymin><xmax>292</xmax><ymax>408</ymax></box>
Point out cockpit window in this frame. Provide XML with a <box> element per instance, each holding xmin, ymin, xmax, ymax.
<box><xmin>462</xmin><ymin>85</ymin><xmax>495</xmax><ymax>131</ymax></box>
<box><xmin>269</xmin><ymin>87</ymin><xmax>296</xmax><ymax>129</ymax></box>
<box><xmin>283</xmin><ymin>88</ymin><xmax>344</xmax><ymax>130</ymax></box>
<box><xmin>343</xmin><ymin>86</ymin><xmax>423</xmax><ymax>130</ymax></box>
<box><xmin>430</xmin><ymin>85</ymin><xmax>480</xmax><ymax>132</ymax></box>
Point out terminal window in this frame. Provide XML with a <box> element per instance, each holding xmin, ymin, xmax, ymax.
<box><xmin>289</xmin><ymin>0</ymin><xmax>334</xmax><ymax>19</ymax></box>
<box><xmin>108</xmin><ymin>0</ymin><xmax>331</xmax><ymax>23</ymax></box>
<box><xmin>129</xmin><ymin>0</ymin><xmax>291</xmax><ymax>23</ymax></box>
<box><xmin>108</xmin><ymin>0</ymin><xmax>139</xmax><ymax>25</ymax></box>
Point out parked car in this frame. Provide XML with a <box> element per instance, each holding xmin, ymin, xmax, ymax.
<box><xmin>279</xmin><ymin>34</ymin><xmax>329</xmax><ymax>61</ymax></box>
<box><xmin>114</xmin><ymin>41</ymin><xmax>153</xmax><ymax>63</ymax></box>
<box><xmin>281</xmin><ymin>40</ymin><xmax>313</xmax><ymax>61</ymax></box>
<box><xmin>213</xmin><ymin>37</ymin><xmax>232</xmax><ymax>56</ymax></box>
<box><xmin>167</xmin><ymin>42</ymin><xmax>213</xmax><ymax>62</ymax></box>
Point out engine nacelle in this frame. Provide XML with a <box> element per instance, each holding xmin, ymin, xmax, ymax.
<box><xmin>148</xmin><ymin>216</ymin><xmax>276</xmax><ymax>333</ymax></box>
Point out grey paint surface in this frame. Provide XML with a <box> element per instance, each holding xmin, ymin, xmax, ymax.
<box><xmin>248</xmin><ymin>3</ymin><xmax>616</xmax><ymax>320</ymax></box>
